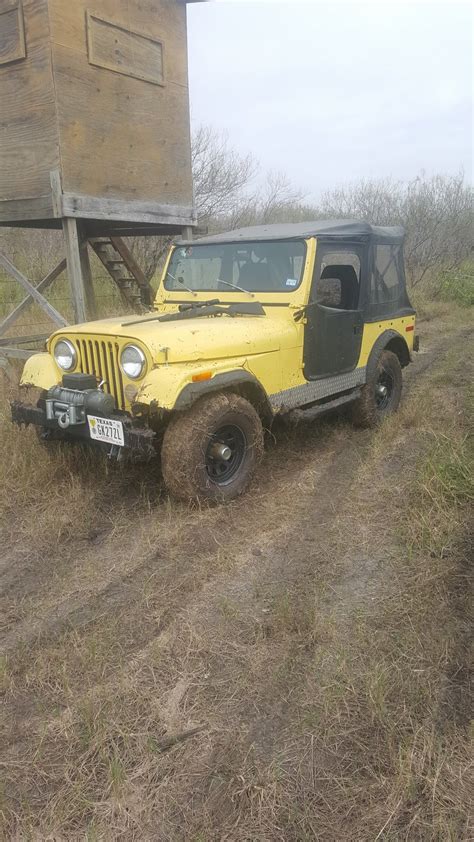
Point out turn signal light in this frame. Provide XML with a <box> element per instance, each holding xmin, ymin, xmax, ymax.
<box><xmin>192</xmin><ymin>371</ymin><xmax>213</xmax><ymax>382</ymax></box>
<box><xmin>406</xmin><ymin>325</ymin><xmax>414</xmax><ymax>332</ymax></box>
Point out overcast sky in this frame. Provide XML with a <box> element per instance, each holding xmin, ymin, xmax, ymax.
<box><xmin>187</xmin><ymin>0</ymin><xmax>473</xmax><ymax>201</ymax></box>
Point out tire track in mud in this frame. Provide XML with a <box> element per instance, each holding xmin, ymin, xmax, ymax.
<box><xmin>403</xmin><ymin>323</ymin><xmax>472</xmax><ymax>391</ymax></box>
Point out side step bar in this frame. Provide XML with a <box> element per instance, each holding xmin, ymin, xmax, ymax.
<box><xmin>288</xmin><ymin>388</ymin><xmax>361</xmax><ymax>424</ymax></box>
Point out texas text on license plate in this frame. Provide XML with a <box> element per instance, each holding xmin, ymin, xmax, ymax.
<box><xmin>87</xmin><ymin>415</ymin><xmax>125</xmax><ymax>447</ymax></box>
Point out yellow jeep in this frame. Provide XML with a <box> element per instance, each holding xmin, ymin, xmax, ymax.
<box><xmin>13</xmin><ymin>221</ymin><xmax>418</xmax><ymax>502</ymax></box>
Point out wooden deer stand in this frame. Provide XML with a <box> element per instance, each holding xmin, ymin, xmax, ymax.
<box><xmin>0</xmin><ymin>0</ymin><xmax>198</xmax><ymax>368</ymax></box>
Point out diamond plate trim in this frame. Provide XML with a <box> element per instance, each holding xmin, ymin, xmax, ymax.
<box><xmin>270</xmin><ymin>367</ymin><xmax>367</xmax><ymax>411</ymax></box>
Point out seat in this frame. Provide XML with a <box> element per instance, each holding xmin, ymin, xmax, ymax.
<box><xmin>238</xmin><ymin>261</ymin><xmax>273</xmax><ymax>291</ymax></box>
<box><xmin>320</xmin><ymin>265</ymin><xmax>359</xmax><ymax>309</ymax></box>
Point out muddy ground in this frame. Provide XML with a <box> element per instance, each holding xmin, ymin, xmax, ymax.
<box><xmin>0</xmin><ymin>310</ymin><xmax>472</xmax><ymax>841</ymax></box>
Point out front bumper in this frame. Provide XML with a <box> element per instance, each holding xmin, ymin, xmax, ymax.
<box><xmin>11</xmin><ymin>401</ymin><xmax>156</xmax><ymax>460</ymax></box>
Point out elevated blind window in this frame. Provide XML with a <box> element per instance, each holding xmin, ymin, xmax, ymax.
<box><xmin>86</xmin><ymin>12</ymin><xmax>165</xmax><ymax>86</ymax></box>
<box><xmin>0</xmin><ymin>2</ymin><xmax>26</xmax><ymax>66</ymax></box>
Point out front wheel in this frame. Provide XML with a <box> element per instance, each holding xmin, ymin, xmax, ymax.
<box><xmin>161</xmin><ymin>393</ymin><xmax>264</xmax><ymax>503</ymax></box>
<box><xmin>351</xmin><ymin>350</ymin><xmax>402</xmax><ymax>428</ymax></box>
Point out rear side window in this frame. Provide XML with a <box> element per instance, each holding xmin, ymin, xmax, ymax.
<box><xmin>370</xmin><ymin>245</ymin><xmax>402</xmax><ymax>304</ymax></box>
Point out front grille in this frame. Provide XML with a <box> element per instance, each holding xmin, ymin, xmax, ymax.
<box><xmin>76</xmin><ymin>338</ymin><xmax>125</xmax><ymax>411</ymax></box>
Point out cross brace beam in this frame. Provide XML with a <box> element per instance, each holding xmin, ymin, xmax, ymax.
<box><xmin>0</xmin><ymin>258</ymin><xmax>67</xmax><ymax>337</ymax></box>
<box><xmin>0</xmin><ymin>253</ymin><xmax>68</xmax><ymax>330</ymax></box>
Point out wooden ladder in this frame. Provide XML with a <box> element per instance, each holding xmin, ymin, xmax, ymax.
<box><xmin>89</xmin><ymin>236</ymin><xmax>154</xmax><ymax>309</ymax></box>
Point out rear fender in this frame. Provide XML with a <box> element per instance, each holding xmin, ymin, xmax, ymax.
<box><xmin>367</xmin><ymin>330</ymin><xmax>411</xmax><ymax>376</ymax></box>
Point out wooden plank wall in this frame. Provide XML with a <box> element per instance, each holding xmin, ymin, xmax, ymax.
<box><xmin>49</xmin><ymin>0</ymin><xmax>194</xmax><ymax>210</ymax></box>
<box><xmin>0</xmin><ymin>0</ymin><xmax>59</xmax><ymax>222</ymax></box>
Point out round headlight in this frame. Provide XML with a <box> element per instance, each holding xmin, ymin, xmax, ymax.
<box><xmin>54</xmin><ymin>339</ymin><xmax>77</xmax><ymax>371</ymax></box>
<box><xmin>120</xmin><ymin>345</ymin><xmax>146</xmax><ymax>380</ymax></box>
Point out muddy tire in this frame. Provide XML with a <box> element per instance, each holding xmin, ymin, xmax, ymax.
<box><xmin>161</xmin><ymin>392</ymin><xmax>264</xmax><ymax>503</ymax></box>
<box><xmin>351</xmin><ymin>350</ymin><xmax>402</xmax><ymax>428</ymax></box>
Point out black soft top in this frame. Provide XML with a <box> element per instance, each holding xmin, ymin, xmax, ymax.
<box><xmin>179</xmin><ymin>220</ymin><xmax>405</xmax><ymax>246</ymax></box>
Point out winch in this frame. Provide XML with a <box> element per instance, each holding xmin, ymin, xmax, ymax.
<box><xmin>45</xmin><ymin>373</ymin><xmax>116</xmax><ymax>429</ymax></box>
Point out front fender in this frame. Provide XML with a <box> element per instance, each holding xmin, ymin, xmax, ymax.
<box><xmin>134</xmin><ymin>359</ymin><xmax>249</xmax><ymax>411</ymax></box>
<box><xmin>20</xmin><ymin>353</ymin><xmax>60</xmax><ymax>390</ymax></box>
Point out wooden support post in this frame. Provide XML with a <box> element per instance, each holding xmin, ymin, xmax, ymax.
<box><xmin>80</xmin><ymin>235</ymin><xmax>97</xmax><ymax>321</ymax></box>
<box><xmin>63</xmin><ymin>218</ymin><xmax>97</xmax><ymax>323</ymax></box>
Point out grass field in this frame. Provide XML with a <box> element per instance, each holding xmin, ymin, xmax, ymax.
<box><xmin>0</xmin><ymin>300</ymin><xmax>472</xmax><ymax>840</ymax></box>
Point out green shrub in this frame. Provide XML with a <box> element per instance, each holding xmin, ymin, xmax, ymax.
<box><xmin>438</xmin><ymin>264</ymin><xmax>474</xmax><ymax>307</ymax></box>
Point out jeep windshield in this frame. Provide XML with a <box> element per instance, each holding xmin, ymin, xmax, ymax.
<box><xmin>164</xmin><ymin>240</ymin><xmax>307</xmax><ymax>294</ymax></box>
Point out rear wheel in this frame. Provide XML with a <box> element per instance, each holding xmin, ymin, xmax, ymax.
<box><xmin>351</xmin><ymin>350</ymin><xmax>402</xmax><ymax>428</ymax></box>
<box><xmin>161</xmin><ymin>393</ymin><xmax>264</xmax><ymax>503</ymax></box>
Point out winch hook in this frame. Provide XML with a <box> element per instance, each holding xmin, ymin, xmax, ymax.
<box><xmin>58</xmin><ymin>411</ymin><xmax>70</xmax><ymax>429</ymax></box>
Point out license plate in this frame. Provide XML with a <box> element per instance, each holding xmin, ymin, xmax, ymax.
<box><xmin>87</xmin><ymin>415</ymin><xmax>124</xmax><ymax>447</ymax></box>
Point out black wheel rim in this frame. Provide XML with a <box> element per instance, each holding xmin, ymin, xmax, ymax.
<box><xmin>205</xmin><ymin>424</ymin><xmax>247</xmax><ymax>486</ymax></box>
<box><xmin>375</xmin><ymin>368</ymin><xmax>394</xmax><ymax>411</ymax></box>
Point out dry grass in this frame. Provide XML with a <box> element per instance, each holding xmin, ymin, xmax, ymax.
<box><xmin>0</xmin><ymin>312</ymin><xmax>472</xmax><ymax>840</ymax></box>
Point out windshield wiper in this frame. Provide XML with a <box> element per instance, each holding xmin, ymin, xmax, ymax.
<box><xmin>217</xmin><ymin>279</ymin><xmax>255</xmax><ymax>298</ymax></box>
<box><xmin>157</xmin><ymin>302</ymin><xmax>265</xmax><ymax>322</ymax></box>
<box><xmin>122</xmin><ymin>301</ymin><xmax>264</xmax><ymax>328</ymax></box>
<box><xmin>166</xmin><ymin>272</ymin><xmax>198</xmax><ymax>297</ymax></box>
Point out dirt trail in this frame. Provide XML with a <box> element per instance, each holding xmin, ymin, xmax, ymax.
<box><xmin>1</xmin><ymin>316</ymin><xmax>472</xmax><ymax>840</ymax></box>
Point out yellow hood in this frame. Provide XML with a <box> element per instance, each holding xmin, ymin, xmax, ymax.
<box><xmin>51</xmin><ymin>312</ymin><xmax>297</xmax><ymax>364</ymax></box>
